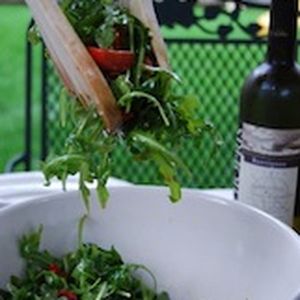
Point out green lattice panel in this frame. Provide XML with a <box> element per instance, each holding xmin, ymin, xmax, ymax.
<box><xmin>46</xmin><ymin>62</ymin><xmax>74</xmax><ymax>155</ymax></box>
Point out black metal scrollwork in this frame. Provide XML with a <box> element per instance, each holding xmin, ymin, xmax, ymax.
<box><xmin>154</xmin><ymin>0</ymin><xmax>197</xmax><ymax>28</ymax></box>
<box><xmin>154</xmin><ymin>0</ymin><xmax>263</xmax><ymax>40</ymax></box>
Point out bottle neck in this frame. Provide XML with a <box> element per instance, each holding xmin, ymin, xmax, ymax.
<box><xmin>267</xmin><ymin>0</ymin><xmax>298</xmax><ymax>66</ymax></box>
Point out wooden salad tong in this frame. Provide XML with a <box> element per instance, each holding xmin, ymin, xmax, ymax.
<box><xmin>119</xmin><ymin>0</ymin><xmax>169</xmax><ymax>69</ymax></box>
<box><xmin>24</xmin><ymin>0</ymin><xmax>169</xmax><ymax>132</ymax></box>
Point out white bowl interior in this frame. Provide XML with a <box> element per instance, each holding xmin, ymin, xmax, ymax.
<box><xmin>0</xmin><ymin>186</ymin><xmax>300</xmax><ymax>300</ymax></box>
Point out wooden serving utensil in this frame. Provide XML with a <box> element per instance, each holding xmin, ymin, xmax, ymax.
<box><xmin>24</xmin><ymin>0</ymin><xmax>169</xmax><ymax>132</ymax></box>
<box><xmin>119</xmin><ymin>0</ymin><xmax>169</xmax><ymax>69</ymax></box>
<box><xmin>24</xmin><ymin>0</ymin><xmax>123</xmax><ymax>132</ymax></box>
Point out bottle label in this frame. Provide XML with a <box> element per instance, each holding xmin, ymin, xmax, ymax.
<box><xmin>235</xmin><ymin>123</ymin><xmax>300</xmax><ymax>225</ymax></box>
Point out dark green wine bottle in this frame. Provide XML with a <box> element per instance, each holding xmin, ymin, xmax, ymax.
<box><xmin>234</xmin><ymin>0</ymin><xmax>300</xmax><ymax>228</ymax></box>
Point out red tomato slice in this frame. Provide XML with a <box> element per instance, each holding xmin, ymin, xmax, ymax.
<box><xmin>48</xmin><ymin>263</ymin><xmax>62</xmax><ymax>275</ymax></box>
<box><xmin>87</xmin><ymin>47</ymin><xmax>135</xmax><ymax>73</ymax></box>
<box><xmin>58</xmin><ymin>289</ymin><xmax>78</xmax><ymax>300</ymax></box>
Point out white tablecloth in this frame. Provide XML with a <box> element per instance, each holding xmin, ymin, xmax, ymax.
<box><xmin>0</xmin><ymin>171</ymin><xmax>234</xmax><ymax>208</ymax></box>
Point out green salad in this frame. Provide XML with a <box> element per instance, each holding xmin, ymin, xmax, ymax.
<box><xmin>29</xmin><ymin>0</ymin><xmax>219</xmax><ymax>209</ymax></box>
<box><xmin>0</xmin><ymin>228</ymin><xmax>170</xmax><ymax>300</ymax></box>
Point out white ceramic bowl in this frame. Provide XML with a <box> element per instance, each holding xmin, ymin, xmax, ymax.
<box><xmin>0</xmin><ymin>186</ymin><xmax>300</xmax><ymax>300</ymax></box>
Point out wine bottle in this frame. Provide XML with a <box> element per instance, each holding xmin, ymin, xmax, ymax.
<box><xmin>234</xmin><ymin>0</ymin><xmax>300</xmax><ymax>228</ymax></box>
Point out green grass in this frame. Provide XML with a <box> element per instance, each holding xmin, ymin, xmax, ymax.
<box><xmin>0</xmin><ymin>5</ymin><xmax>30</xmax><ymax>172</ymax></box>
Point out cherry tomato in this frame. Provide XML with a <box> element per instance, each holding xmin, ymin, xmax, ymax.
<box><xmin>88</xmin><ymin>47</ymin><xmax>135</xmax><ymax>73</ymax></box>
<box><xmin>58</xmin><ymin>289</ymin><xmax>78</xmax><ymax>300</ymax></box>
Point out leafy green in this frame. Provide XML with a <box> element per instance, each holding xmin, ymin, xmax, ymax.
<box><xmin>95</xmin><ymin>23</ymin><xmax>115</xmax><ymax>48</ymax></box>
<box><xmin>37</xmin><ymin>0</ymin><xmax>221</xmax><ymax>207</ymax></box>
<box><xmin>27</xmin><ymin>24</ymin><xmax>41</xmax><ymax>45</ymax></box>
<box><xmin>0</xmin><ymin>229</ymin><xmax>170</xmax><ymax>300</ymax></box>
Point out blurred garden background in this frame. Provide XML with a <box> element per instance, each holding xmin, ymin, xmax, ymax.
<box><xmin>0</xmin><ymin>4</ymin><xmax>29</xmax><ymax>171</ymax></box>
<box><xmin>0</xmin><ymin>1</ymin><xmax>267</xmax><ymax>187</ymax></box>
<box><xmin>0</xmin><ymin>3</ymin><xmax>42</xmax><ymax>172</ymax></box>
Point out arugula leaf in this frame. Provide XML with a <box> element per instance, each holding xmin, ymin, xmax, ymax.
<box><xmin>19</xmin><ymin>225</ymin><xmax>43</xmax><ymax>259</ymax></box>
<box><xmin>27</xmin><ymin>24</ymin><xmax>41</xmax><ymax>45</ymax></box>
<box><xmin>95</xmin><ymin>23</ymin><xmax>115</xmax><ymax>48</ymax></box>
<box><xmin>96</xmin><ymin>153</ymin><xmax>111</xmax><ymax>209</ymax></box>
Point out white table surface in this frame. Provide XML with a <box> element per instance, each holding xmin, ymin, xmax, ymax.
<box><xmin>0</xmin><ymin>171</ymin><xmax>234</xmax><ymax>208</ymax></box>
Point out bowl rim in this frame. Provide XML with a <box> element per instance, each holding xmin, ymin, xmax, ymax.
<box><xmin>0</xmin><ymin>184</ymin><xmax>299</xmax><ymax>246</ymax></box>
